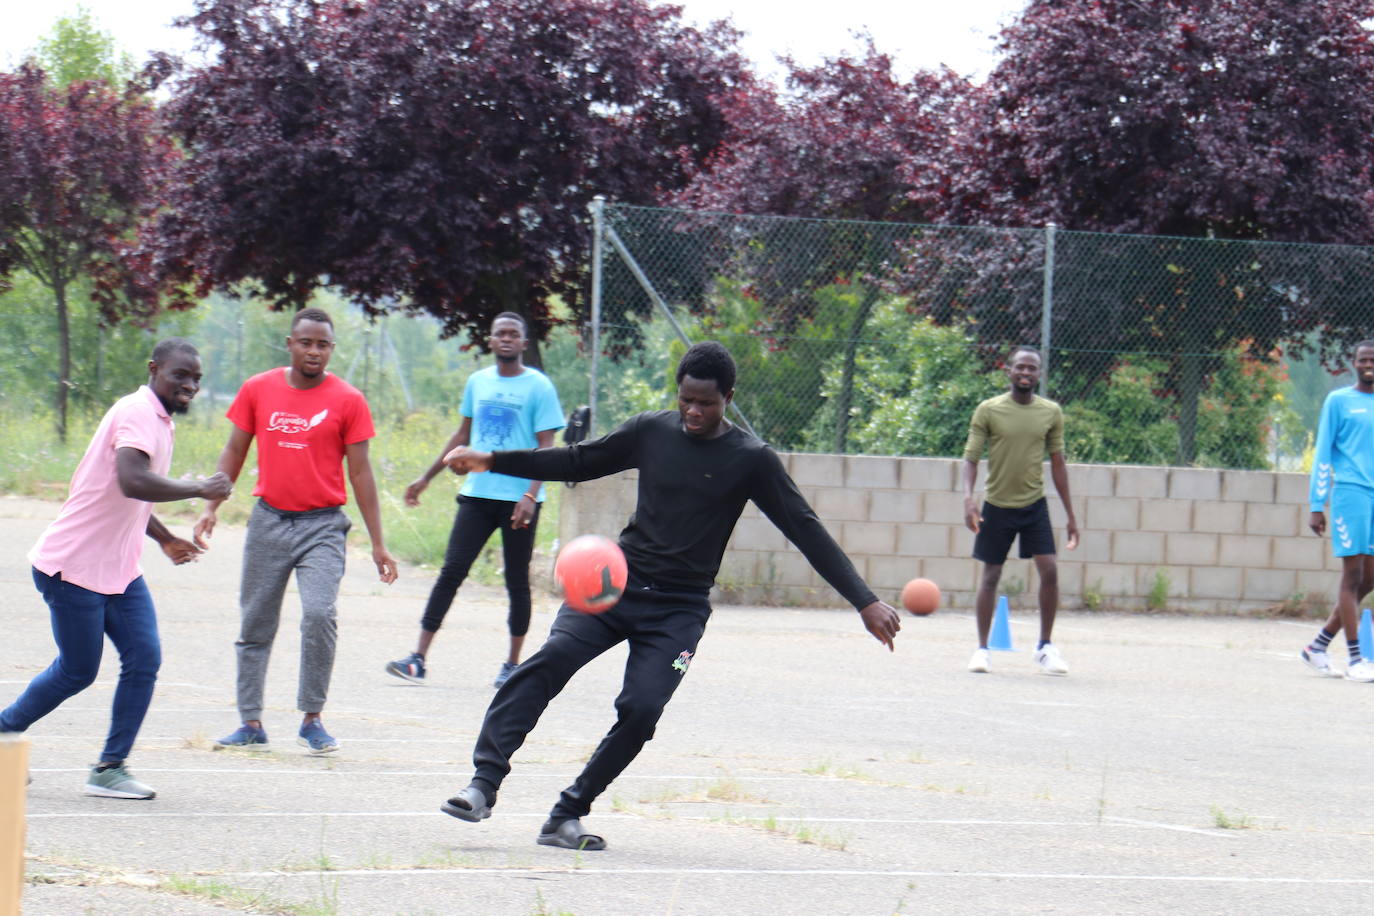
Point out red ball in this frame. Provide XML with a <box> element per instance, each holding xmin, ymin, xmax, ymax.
<box><xmin>900</xmin><ymin>577</ymin><xmax>940</xmax><ymax>616</ymax></box>
<box><xmin>554</xmin><ymin>534</ymin><xmax>628</xmax><ymax>614</ymax></box>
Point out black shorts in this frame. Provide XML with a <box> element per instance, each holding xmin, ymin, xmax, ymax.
<box><xmin>972</xmin><ymin>498</ymin><xmax>1056</xmax><ymax>565</ymax></box>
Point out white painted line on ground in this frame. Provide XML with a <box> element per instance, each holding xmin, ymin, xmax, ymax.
<box><xmin>25</xmin><ymin>769</ymin><xmax>994</xmax><ymax>782</ymax></box>
<box><xmin>1101</xmin><ymin>815</ymin><xmax>1239</xmax><ymax>837</ymax></box>
<box><xmin>208</xmin><ymin>866</ymin><xmax>1374</xmax><ymax>885</ymax></box>
<box><xmin>24</xmin><ymin>809</ymin><xmax>1236</xmax><ymax>837</ymax></box>
<box><xmin>29</xmin><ymin>735</ymin><xmax>475</xmax><ymax>744</ymax></box>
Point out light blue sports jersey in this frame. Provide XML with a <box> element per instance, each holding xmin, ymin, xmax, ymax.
<box><xmin>459</xmin><ymin>366</ymin><xmax>565</xmax><ymax>502</ymax></box>
<box><xmin>1309</xmin><ymin>386</ymin><xmax>1374</xmax><ymax>510</ymax></box>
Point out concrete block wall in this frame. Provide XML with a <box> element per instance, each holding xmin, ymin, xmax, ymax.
<box><xmin>558</xmin><ymin>456</ymin><xmax>1334</xmax><ymax>614</ymax></box>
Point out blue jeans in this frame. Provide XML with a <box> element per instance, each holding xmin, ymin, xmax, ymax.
<box><xmin>0</xmin><ymin>568</ymin><xmax>161</xmax><ymax>762</ymax></box>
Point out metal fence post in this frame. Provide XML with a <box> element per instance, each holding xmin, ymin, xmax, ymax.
<box><xmin>588</xmin><ymin>195</ymin><xmax>605</xmax><ymax>437</ymax></box>
<box><xmin>602</xmin><ymin>213</ymin><xmax>758</xmax><ymax>438</ymax></box>
<box><xmin>1040</xmin><ymin>222</ymin><xmax>1057</xmax><ymax>396</ymax></box>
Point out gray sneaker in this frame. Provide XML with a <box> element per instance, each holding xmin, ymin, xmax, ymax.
<box><xmin>494</xmin><ymin>661</ymin><xmax>518</xmax><ymax>688</ymax></box>
<box><xmin>84</xmin><ymin>763</ymin><xmax>156</xmax><ymax>799</ymax></box>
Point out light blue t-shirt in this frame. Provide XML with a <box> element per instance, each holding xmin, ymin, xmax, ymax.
<box><xmin>460</xmin><ymin>366</ymin><xmax>565</xmax><ymax>503</ymax></box>
<box><xmin>1309</xmin><ymin>386</ymin><xmax>1374</xmax><ymax>510</ymax></box>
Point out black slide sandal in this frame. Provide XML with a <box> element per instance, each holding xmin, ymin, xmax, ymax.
<box><xmin>536</xmin><ymin>818</ymin><xmax>606</xmax><ymax>850</ymax></box>
<box><xmin>440</xmin><ymin>785</ymin><xmax>491</xmax><ymax>822</ymax></box>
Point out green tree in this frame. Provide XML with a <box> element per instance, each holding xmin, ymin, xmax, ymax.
<box><xmin>33</xmin><ymin>7</ymin><xmax>137</xmax><ymax>89</ymax></box>
<box><xmin>803</xmin><ymin>301</ymin><xmax>1002</xmax><ymax>457</ymax></box>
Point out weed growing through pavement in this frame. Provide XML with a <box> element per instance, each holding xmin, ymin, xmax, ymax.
<box><xmin>1147</xmin><ymin>569</ymin><xmax>1171</xmax><ymax>611</ymax></box>
<box><xmin>640</xmin><ymin>777</ymin><xmax>771</xmax><ymax>806</ymax></box>
<box><xmin>1210</xmin><ymin>806</ymin><xmax>1254</xmax><ymax>829</ymax></box>
<box><xmin>802</xmin><ymin>759</ymin><xmax>871</xmax><ymax>781</ymax></box>
<box><xmin>1082</xmin><ymin>578</ymin><xmax>1105</xmax><ymax>611</ymax></box>
<box><xmin>713</xmin><ymin>813</ymin><xmax>849</xmax><ymax>851</ymax></box>
<box><xmin>163</xmin><ymin>873</ymin><xmax>340</xmax><ymax>916</ymax></box>
<box><xmin>530</xmin><ymin>889</ymin><xmax>577</xmax><ymax>915</ymax></box>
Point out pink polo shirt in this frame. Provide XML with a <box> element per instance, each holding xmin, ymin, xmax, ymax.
<box><xmin>29</xmin><ymin>386</ymin><xmax>175</xmax><ymax>595</ymax></box>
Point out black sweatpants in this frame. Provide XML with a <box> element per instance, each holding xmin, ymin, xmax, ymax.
<box><xmin>471</xmin><ymin>586</ymin><xmax>711</xmax><ymax>820</ymax></box>
<box><xmin>421</xmin><ymin>495</ymin><xmax>540</xmax><ymax>637</ymax></box>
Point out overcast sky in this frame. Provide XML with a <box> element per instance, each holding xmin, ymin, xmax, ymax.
<box><xmin>0</xmin><ymin>0</ymin><xmax>1027</xmax><ymax>82</ymax></box>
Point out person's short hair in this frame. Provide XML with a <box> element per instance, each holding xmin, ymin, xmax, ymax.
<box><xmin>676</xmin><ymin>341</ymin><xmax>736</xmax><ymax>394</ymax></box>
<box><xmin>1354</xmin><ymin>340</ymin><xmax>1374</xmax><ymax>357</ymax></box>
<box><xmin>150</xmin><ymin>337</ymin><xmax>199</xmax><ymax>365</ymax></box>
<box><xmin>492</xmin><ymin>311</ymin><xmax>528</xmax><ymax>335</ymax></box>
<box><xmin>1008</xmin><ymin>345</ymin><xmax>1040</xmax><ymax>362</ymax></box>
<box><xmin>292</xmin><ymin>307</ymin><xmax>334</xmax><ymax>331</ymax></box>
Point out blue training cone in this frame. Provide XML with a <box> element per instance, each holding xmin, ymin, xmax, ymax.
<box><xmin>1361</xmin><ymin>608</ymin><xmax>1373</xmax><ymax>662</ymax></box>
<box><xmin>989</xmin><ymin>595</ymin><xmax>1015</xmax><ymax>651</ymax></box>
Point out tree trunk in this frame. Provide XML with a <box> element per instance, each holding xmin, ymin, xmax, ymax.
<box><xmin>54</xmin><ymin>278</ymin><xmax>71</xmax><ymax>443</ymax></box>
<box><xmin>496</xmin><ymin>272</ymin><xmax>542</xmax><ymax>369</ymax></box>
<box><xmin>833</xmin><ymin>286</ymin><xmax>881</xmax><ymax>454</ymax></box>
<box><xmin>95</xmin><ymin>324</ymin><xmax>106</xmax><ymax>404</ymax></box>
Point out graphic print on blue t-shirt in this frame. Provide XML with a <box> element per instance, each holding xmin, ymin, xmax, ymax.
<box><xmin>476</xmin><ymin>400</ymin><xmax>520</xmax><ymax>449</ymax></box>
<box><xmin>459</xmin><ymin>366</ymin><xmax>565</xmax><ymax>503</ymax></box>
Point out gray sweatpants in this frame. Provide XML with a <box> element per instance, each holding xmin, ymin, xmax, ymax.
<box><xmin>235</xmin><ymin>500</ymin><xmax>350</xmax><ymax>721</ymax></box>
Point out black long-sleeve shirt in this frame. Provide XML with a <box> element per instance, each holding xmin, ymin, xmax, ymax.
<box><xmin>489</xmin><ymin>410</ymin><xmax>877</xmax><ymax>610</ymax></box>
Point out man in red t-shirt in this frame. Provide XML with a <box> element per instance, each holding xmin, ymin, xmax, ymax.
<box><xmin>195</xmin><ymin>307</ymin><xmax>398</xmax><ymax>754</ymax></box>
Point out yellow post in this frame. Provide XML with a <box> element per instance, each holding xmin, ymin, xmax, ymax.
<box><xmin>0</xmin><ymin>734</ymin><xmax>28</xmax><ymax>916</ymax></box>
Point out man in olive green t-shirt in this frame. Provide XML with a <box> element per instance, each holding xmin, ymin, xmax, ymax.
<box><xmin>961</xmin><ymin>347</ymin><xmax>1079</xmax><ymax>676</ymax></box>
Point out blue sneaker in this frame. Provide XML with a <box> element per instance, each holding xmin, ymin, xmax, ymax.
<box><xmin>214</xmin><ymin>724</ymin><xmax>269</xmax><ymax>749</ymax></box>
<box><xmin>385</xmin><ymin>652</ymin><xmax>426</xmax><ymax>684</ymax></box>
<box><xmin>493</xmin><ymin>661</ymin><xmax>518</xmax><ymax>688</ymax></box>
<box><xmin>297</xmin><ymin>720</ymin><xmax>339</xmax><ymax>755</ymax></box>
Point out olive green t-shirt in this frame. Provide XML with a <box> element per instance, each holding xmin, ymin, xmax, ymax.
<box><xmin>962</xmin><ymin>392</ymin><xmax>1065</xmax><ymax>509</ymax></box>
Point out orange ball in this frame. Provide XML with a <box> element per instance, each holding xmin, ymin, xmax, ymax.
<box><xmin>900</xmin><ymin>577</ymin><xmax>940</xmax><ymax>616</ymax></box>
<box><xmin>554</xmin><ymin>534</ymin><xmax>628</xmax><ymax>614</ymax></box>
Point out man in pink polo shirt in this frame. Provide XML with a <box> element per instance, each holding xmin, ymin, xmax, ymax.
<box><xmin>1</xmin><ymin>339</ymin><xmax>232</xmax><ymax>799</ymax></box>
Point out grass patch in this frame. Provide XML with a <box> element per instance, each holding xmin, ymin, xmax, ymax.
<box><xmin>0</xmin><ymin>407</ymin><xmax>562</xmax><ymax>573</ymax></box>
<box><xmin>715</xmin><ymin>814</ymin><xmax>849</xmax><ymax>851</ymax></box>
<box><xmin>1209</xmin><ymin>805</ymin><xmax>1254</xmax><ymax>830</ymax></box>
<box><xmin>640</xmin><ymin>778</ymin><xmax>771</xmax><ymax>806</ymax></box>
<box><xmin>802</xmin><ymin>759</ymin><xmax>872</xmax><ymax>781</ymax></box>
<box><xmin>530</xmin><ymin>889</ymin><xmax>578</xmax><ymax>916</ymax></box>
<box><xmin>163</xmin><ymin>874</ymin><xmax>339</xmax><ymax>915</ymax></box>
<box><xmin>1146</xmin><ymin>569</ymin><xmax>1172</xmax><ymax>611</ymax></box>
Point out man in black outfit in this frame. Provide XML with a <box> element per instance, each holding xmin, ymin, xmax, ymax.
<box><xmin>439</xmin><ymin>341</ymin><xmax>902</xmax><ymax>851</ymax></box>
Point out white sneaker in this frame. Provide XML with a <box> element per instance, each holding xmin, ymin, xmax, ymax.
<box><xmin>1344</xmin><ymin>659</ymin><xmax>1374</xmax><ymax>682</ymax></box>
<box><xmin>967</xmin><ymin>648</ymin><xmax>990</xmax><ymax>673</ymax></box>
<box><xmin>1034</xmin><ymin>643</ymin><xmax>1069</xmax><ymax>676</ymax></box>
<box><xmin>1301</xmin><ymin>646</ymin><xmax>1340</xmax><ymax>678</ymax></box>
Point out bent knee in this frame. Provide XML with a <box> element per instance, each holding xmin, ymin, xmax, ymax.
<box><xmin>55</xmin><ymin>663</ymin><xmax>100</xmax><ymax>693</ymax></box>
<box><xmin>616</xmin><ymin>699</ymin><xmax>668</xmax><ymax>735</ymax></box>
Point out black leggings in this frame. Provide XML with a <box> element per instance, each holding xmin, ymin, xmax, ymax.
<box><xmin>421</xmin><ymin>495</ymin><xmax>539</xmax><ymax>637</ymax></box>
<box><xmin>472</xmin><ymin>589</ymin><xmax>711</xmax><ymax>820</ymax></box>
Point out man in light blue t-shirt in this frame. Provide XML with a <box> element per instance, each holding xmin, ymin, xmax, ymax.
<box><xmin>1302</xmin><ymin>340</ymin><xmax>1374</xmax><ymax>682</ymax></box>
<box><xmin>388</xmin><ymin>313</ymin><xmax>565</xmax><ymax>688</ymax></box>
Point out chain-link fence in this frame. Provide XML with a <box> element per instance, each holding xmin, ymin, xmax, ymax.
<box><xmin>586</xmin><ymin>202</ymin><xmax>1374</xmax><ymax>470</ymax></box>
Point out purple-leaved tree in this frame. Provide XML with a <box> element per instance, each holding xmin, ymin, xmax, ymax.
<box><xmin>923</xmin><ymin>0</ymin><xmax>1374</xmax><ymax>462</ymax></box>
<box><xmin>0</xmin><ymin>64</ymin><xmax>184</xmax><ymax>439</ymax></box>
<box><xmin>157</xmin><ymin>0</ymin><xmax>751</xmax><ymax>364</ymax></box>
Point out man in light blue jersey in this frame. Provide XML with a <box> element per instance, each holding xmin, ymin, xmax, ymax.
<box><xmin>387</xmin><ymin>313</ymin><xmax>565</xmax><ymax>688</ymax></box>
<box><xmin>1302</xmin><ymin>341</ymin><xmax>1374</xmax><ymax>682</ymax></box>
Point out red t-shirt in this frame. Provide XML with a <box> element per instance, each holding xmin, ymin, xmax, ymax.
<box><xmin>227</xmin><ymin>369</ymin><xmax>376</xmax><ymax>511</ymax></box>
